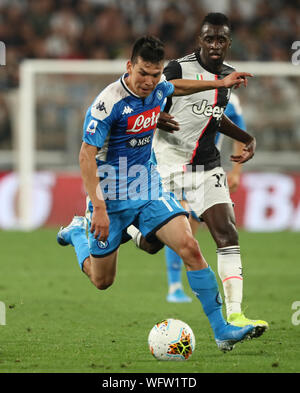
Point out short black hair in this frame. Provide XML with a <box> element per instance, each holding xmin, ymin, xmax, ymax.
<box><xmin>200</xmin><ymin>12</ymin><xmax>231</xmax><ymax>32</ymax></box>
<box><xmin>131</xmin><ymin>35</ymin><xmax>165</xmax><ymax>64</ymax></box>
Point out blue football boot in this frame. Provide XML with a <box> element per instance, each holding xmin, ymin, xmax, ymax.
<box><xmin>57</xmin><ymin>216</ymin><xmax>87</xmax><ymax>246</ymax></box>
<box><xmin>215</xmin><ymin>323</ymin><xmax>255</xmax><ymax>352</ymax></box>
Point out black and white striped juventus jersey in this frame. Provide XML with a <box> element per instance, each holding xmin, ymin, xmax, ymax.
<box><xmin>153</xmin><ymin>51</ymin><xmax>234</xmax><ymax>171</ymax></box>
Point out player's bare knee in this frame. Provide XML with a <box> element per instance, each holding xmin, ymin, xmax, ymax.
<box><xmin>94</xmin><ymin>281</ymin><xmax>112</xmax><ymax>291</ymax></box>
<box><xmin>177</xmin><ymin>234</ymin><xmax>204</xmax><ymax>269</ymax></box>
<box><xmin>92</xmin><ymin>277</ymin><xmax>114</xmax><ymax>291</ymax></box>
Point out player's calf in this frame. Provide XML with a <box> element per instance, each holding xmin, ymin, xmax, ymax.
<box><xmin>202</xmin><ymin>203</ymin><xmax>239</xmax><ymax>248</ymax></box>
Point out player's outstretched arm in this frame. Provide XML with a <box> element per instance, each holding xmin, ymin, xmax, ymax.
<box><xmin>79</xmin><ymin>142</ymin><xmax>110</xmax><ymax>241</ymax></box>
<box><xmin>170</xmin><ymin>71</ymin><xmax>253</xmax><ymax>96</ymax></box>
<box><xmin>220</xmin><ymin>115</ymin><xmax>256</xmax><ymax>164</ymax></box>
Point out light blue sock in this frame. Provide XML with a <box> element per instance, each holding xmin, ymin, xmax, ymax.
<box><xmin>165</xmin><ymin>246</ymin><xmax>183</xmax><ymax>286</ymax></box>
<box><xmin>70</xmin><ymin>230</ymin><xmax>90</xmax><ymax>271</ymax></box>
<box><xmin>187</xmin><ymin>266</ymin><xmax>227</xmax><ymax>336</ymax></box>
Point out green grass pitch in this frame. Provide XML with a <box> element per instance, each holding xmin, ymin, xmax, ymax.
<box><xmin>0</xmin><ymin>228</ymin><xmax>300</xmax><ymax>373</ymax></box>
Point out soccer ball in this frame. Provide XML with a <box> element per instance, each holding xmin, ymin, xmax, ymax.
<box><xmin>148</xmin><ymin>318</ymin><xmax>195</xmax><ymax>361</ymax></box>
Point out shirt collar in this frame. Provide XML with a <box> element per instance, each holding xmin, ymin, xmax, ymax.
<box><xmin>121</xmin><ymin>73</ymin><xmax>140</xmax><ymax>98</ymax></box>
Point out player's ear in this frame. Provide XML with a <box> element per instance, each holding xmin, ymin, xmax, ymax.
<box><xmin>127</xmin><ymin>60</ymin><xmax>132</xmax><ymax>75</ymax></box>
<box><xmin>197</xmin><ymin>35</ymin><xmax>203</xmax><ymax>49</ymax></box>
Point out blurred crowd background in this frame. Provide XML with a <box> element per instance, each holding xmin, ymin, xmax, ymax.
<box><xmin>0</xmin><ymin>0</ymin><xmax>300</xmax><ymax>168</ymax></box>
<box><xmin>1</xmin><ymin>0</ymin><xmax>299</xmax><ymax>88</ymax></box>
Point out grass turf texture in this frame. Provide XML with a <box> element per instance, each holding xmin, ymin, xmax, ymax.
<box><xmin>0</xmin><ymin>229</ymin><xmax>300</xmax><ymax>373</ymax></box>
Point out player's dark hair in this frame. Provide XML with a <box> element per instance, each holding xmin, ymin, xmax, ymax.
<box><xmin>131</xmin><ymin>36</ymin><xmax>165</xmax><ymax>64</ymax></box>
<box><xmin>200</xmin><ymin>12</ymin><xmax>231</xmax><ymax>32</ymax></box>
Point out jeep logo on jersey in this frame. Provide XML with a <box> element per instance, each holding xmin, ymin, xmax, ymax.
<box><xmin>192</xmin><ymin>100</ymin><xmax>224</xmax><ymax>121</ymax></box>
<box><xmin>127</xmin><ymin>106</ymin><xmax>160</xmax><ymax>134</ymax></box>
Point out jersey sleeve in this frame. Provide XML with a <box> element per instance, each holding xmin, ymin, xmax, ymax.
<box><xmin>156</xmin><ymin>74</ymin><xmax>175</xmax><ymax>98</ymax></box>
<box><xmin>163</xmin><ymin>60</ymin><xmax>182</xmax><ymax>81</ymax></box>
<box><xmin>83</xmin><ymin>111</ymin><xmax>110</xmax><ymax>148</ymax></box>
<box><xmin>82</xmin><ymin>91</ymin><xmax>118</xmax><ymax>148</ymax></box>
<box><xmin>160</xmin><ymin>61</ymin><xmax>182</xmax><ymax>112</ymax></box>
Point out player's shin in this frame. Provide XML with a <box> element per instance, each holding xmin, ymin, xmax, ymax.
<box><xmin>187</xmin><ymin>266</ymin><xmax>227</xmax><ymax>336</ymax></box>
<box><xmin>70</xmin><ymin>231</ymin><xmax>90</xmax><ymax>272</ymax></box>
<box><xmin>165</xmin><ymin>246</ymin><xmax>183</xmax><ymax>291</ymax></box>
<box><xmin>217</xmin><ymin>246</ymin><xmax>243</xmax><ymax>318</ymax></box>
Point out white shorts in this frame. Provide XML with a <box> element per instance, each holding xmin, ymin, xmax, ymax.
<box><xmin>159</xmin><ymin>166</ymin><xmax>233</xmax><ymax>218</ymax></box>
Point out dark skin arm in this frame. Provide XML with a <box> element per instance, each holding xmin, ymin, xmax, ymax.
<box><xmin>219</xmin><ymin>114</ymin><xmax>256</xmax><ymax>164</ymax></box>
<box><xmin>158</xmin><ymin>71</ymin><xmax>252</xmax><ymax>133</ymax></box>
<box><xmin>157</xmin><ymin>114</ymin><xmax>256</xmax><ymax>163</ymax></box>
<box><xmin>156</xmin><ymin>112</ymin><xmax>180</xmax><ymax>133</ymax></box>
<box><xmin>171</xmin><ymin>71</ymin><xmax>252</xmax><ymax>96</ymax></box>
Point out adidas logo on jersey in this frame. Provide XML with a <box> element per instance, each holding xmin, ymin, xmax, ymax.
<box><xmin>122</xmin><ymin>106</ymin><xmax>133</xmax><ymax>115</ymax></box>
<box><xmin>192</xmin><ymin>100</ymin><xmax>224</xmax><ymax>121</ymax></box>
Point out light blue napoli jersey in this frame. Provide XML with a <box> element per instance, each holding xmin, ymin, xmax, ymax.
<box><xmin>83</xmin><ymin>73</ymin><xmax>174</xmax><ymax>201</ymax></box>
<box><xmin>215</xmin><ymin>93</ymin><xmax>246</xmax><ymax>150</ymax></box>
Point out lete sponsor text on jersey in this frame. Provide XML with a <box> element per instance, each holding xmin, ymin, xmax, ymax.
<box><xmin>192</xmin><ymin>99</ymin><xmax>224</xmax><ymax>121</ymax></box>
<box><xmin>127</xmin><ymin>106</ymin><xmax>160</xmax><ymax>134</ymax></box>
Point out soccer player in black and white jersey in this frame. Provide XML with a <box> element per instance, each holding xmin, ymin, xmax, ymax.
<box><xmin>129</xmin><ymin>13</ymin><xmax>268</xmax><ymax>334</ymax></box>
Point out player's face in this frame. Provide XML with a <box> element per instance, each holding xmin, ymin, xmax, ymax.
<box><xmin>126</xmin><ymin>57</ymin><xmax>164</xmax><ymax>98</ymax></box>
<box><xmin>198</xmin><ymin>24</ymin><xmax>231</xmax><ymax>69</ymax></box>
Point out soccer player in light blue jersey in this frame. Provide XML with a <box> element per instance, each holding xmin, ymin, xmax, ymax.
<box><xmin>57</xmin><ymin>35</ymin><xmax>256</xmax><ymax>351</ymax></box>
